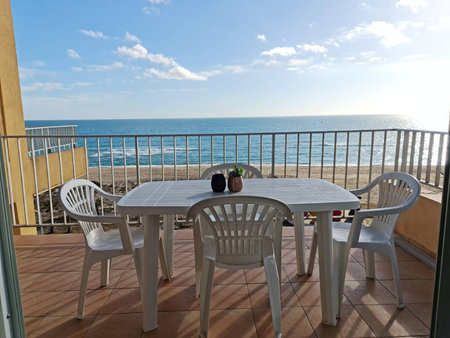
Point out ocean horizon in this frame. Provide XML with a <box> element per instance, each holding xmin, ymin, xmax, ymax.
<box><xmin>25</xmin><ymin>114</ymin><xmax>445</xmax><ymax>168</ymax></box>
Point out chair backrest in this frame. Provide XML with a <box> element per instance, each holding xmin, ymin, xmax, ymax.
<box><xmin>363</xmin><ymin>172</ymin><xmax>421</xmax><ymax>237</ymax></box>
<box><xmin>187</xmin><ymin>196</ymin><xmax>291</xmax><ymax>267</ymax></box>
<box><xmin>201</xmin><ymin>163</ymin><xmax>263</xmax><ymax>179</ymax></box>
<box><xmin>59</xmin><ymin>179</ymin><xmax>105</xmax><ymax>240</ymax></box>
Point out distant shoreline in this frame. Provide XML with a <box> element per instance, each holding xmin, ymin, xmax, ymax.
<box><xmin>85</xmin><ymin>164</ymin><xmax>439</xmax><ymax>191</ymax></box>
<box><xmin>24</xmin><ymin>113</ymin><xmax>412</xmax><ymax>122</ymax></box>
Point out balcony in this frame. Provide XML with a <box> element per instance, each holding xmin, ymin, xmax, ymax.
<box><xmin>6</xmin><ymin>127</ymin><xmax>442</xmax><ymax>337</ymax></box>
<box><xmin>16</xmin><ymin>228</ymin><xmax>433</xmax><ymax>337</ymax></box>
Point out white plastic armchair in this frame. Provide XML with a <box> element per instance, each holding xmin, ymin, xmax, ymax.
<box><xmin>308</xmin><ymin>172</ymin><xmax>421</xmax><ymax>311</ymax></box>
<box><xmin>201</xmin><ymin>163</ymin><xmax>263</xmax><ymax>179</ymax></box>
<box><xmin>187</xmin><ymin>196</ymin><xmax>292</xmax><ymax>338</ymax></box>
<box><xmin>59</xmin><ymin>179</ymin><xmax>168</xmax><ymax>319</ymax></box>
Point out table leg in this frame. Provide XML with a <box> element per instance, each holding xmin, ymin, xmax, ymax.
<box><xmin>316</xmin><ymin>211</ymin><xmax>337</xmax><ymax>326</ymax></box>
<box><xmin>142</xmin><ymin>215</ymin><xmax>160</xmax><ymax>332</ymax></box>
<box><xmin>294</xmin><ymin>211</ymin><xmax>306</xmax><ymax>275</ymax></box>
<box><xmin>163</xmin><ymin>215</ymin><xmax>174</xmax><ymax>278</ymax></box>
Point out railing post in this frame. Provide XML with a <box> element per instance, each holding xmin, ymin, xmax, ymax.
<box><xmin>417</xmin><ymin>132</ymin><xmax>425</xmax><ymax>181</ymax></box>
<box><xmin>394</xmin><ymin>130</ymin><xmax>402</xmax><ymax>172</ymax></box>
<box><xmin>135</xmin><ymin>137</ymin><xmax>140</xmax><ymax>186</ymax></box>
<box><xmin>409</xmin><ymin>131</ymin><xmax>417</xmax><ymax>175</ymax></box>
<box><xmin>426</xmin><ymin>133</ymin><xmax>434</xmax><ymax>184</ymax></box>
<box><xmin>148</xmin><ymin>137</ymin><xmax>152</xmax><ymax>182</ymax></box>
<box><xmin>401</xmin><ymin>131</ymin><xmax>409</xmax><ymax>172</ymax></box>
<box><xmin>271</xmin><ymin>134</ymin><xmax>275</xmax><ymax>178</ymax></box>
<box><xmin>436</xmin><ymin>134</ymin><xmax>444</xmax><ymax>187</ymax></box>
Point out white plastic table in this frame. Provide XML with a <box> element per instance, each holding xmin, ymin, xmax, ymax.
<box><xmin>117</xmin><ymin>178</ymin><xmax>360</xmax><ymax>331</ymax></box>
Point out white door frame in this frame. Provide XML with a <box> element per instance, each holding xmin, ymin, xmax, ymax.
<box><xmin>0</xmin><ymin>85</ymin><xmax>25</xmax><ymax>337</ymax></box>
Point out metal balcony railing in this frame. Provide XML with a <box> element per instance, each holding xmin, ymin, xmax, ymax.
<box><xmin>25</xmin><ymin>125</ymin><xmax>77</xmax><ymax>156</ymax></box>
<box><xmin>1</xmin><ymin>127</ymin><xmax>447</xmax><ymax>228</ymax></box>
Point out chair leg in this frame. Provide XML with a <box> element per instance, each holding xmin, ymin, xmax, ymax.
<box><xmin>163</xmin><ymin>214</ymin><xmax>175</xmax><ymax>278</ymax></box>
<box><xmin>134</xmin><ymin>248</ymin><xmax>144</xmax><ymax>300</ymax></box>
<box><xmin>100</xmin><ymin>259</ymin><xmax>110</xmax><ymax>287</ymax></box>
<box><xmin>199</xmin><ymin>257</ymin><xmax>215</xmax><ymax>338</ymax></box>
<box><xmin>390</xmin><ymin>251</ymin><xmax>404</xmax><ymax>309</ymax></box>
<box><xmin>77</xmin><ymin>252</ymin><xmax>93</xmax><ymax>319</ymax></box>
<box><xmin>307</xmin><ymin>230</ymin><xmax>318</xmax><ymax>275</ymax></box>
<box><xmin>194</xmin><ymin>223</ymin><xmax>203</xmax><ymax>298</ymax></box>
<box><xmin>363</xmin><ymin>250</ymin><xmax>376</xmax><ymax>279</ymax></box>
<box><xmin>264</xmin><ymin>255</ymin><xmax>282</xmax><ymax>338</ymax></box>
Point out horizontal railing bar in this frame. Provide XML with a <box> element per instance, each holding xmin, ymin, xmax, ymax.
<box><xmin>4</xmin><ymin>128</ymin><xmax>438</xmax><ymax>138</ymax></box>
<box><xmin>25</xmin><ymin>125</ymin><xmax>78</xmax><ymax>130</ymax></box>
<box><xmin>7</xmin><ymin>128</ymin><xmax>446</xmax><ymax>139</ymax></box>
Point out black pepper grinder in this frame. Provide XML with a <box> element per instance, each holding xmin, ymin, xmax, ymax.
<box><xmin>211</xmin><ymin>173</ymin><xmax>226</xmax><ymax>192</ymax></box>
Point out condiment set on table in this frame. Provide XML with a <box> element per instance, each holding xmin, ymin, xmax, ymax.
<box><xmin>210</xmin><ymin>163</ymin><xmax>243</xmax><ymax>192</ymax></box>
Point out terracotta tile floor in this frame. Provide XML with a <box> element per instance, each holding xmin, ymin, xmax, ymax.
<box><xmin>15</xmin><ymin>228</ymin><xmax>434</xmax><ymax>337</ymax></box>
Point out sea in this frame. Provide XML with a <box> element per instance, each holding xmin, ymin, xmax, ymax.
<box><xmin>25</xmin><ymin>115</ymin><xmax>446</xmax><ymax>168</ymax></box>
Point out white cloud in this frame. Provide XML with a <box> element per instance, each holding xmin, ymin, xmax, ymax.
<box><xmin>148</xmin><ymin>0</ymin><xmax>170</xmax><ymax>3</ymax></box>
<box><xmin>257</xmin><ymin>34</ymin><xmax>267</xmax><ymax>42</ymax></box>
<box><xmin>142</xmin><ymin>6</ymin><xmax>160</xmax><ymax>15</ymax></box>
<box><xmin>19</xmin><ymin>67</ymin><xmax>56</xmax><ymax>79</ymax></box>
<box><xmin>21</xmin><ymin>82</ymin><xmax>65</xmax><ymax>92</ymax></box>
<box><xmin>251</xmin><ymin>59</ymin><xmax>280</xmax><ymax>67</ymax></box>
<box><xmin>223</xmin><ymin>65</ymin><xmax>247</xmax><ymax>74</ymax></box>
<box><xmin>359</xmin><ymin>2</ymin><xmax>373</xmax><ymax>10</ymax></box>
<box><xmin>261</xmin><ymin>47</ymin><xmax>296</xmax><ymax>57</ymax></box>
<box><xmin>80</xmin><ymin>29</ymin><xmax>108</xmax><ymax>39</ymax></box>
<box><xmin>288</xmin><ymin>58</ymin><xmax>311</xmax><ymax>66</ymax></box>
<box><xmin>395</xmin><ymin>0</ymin><xmax>428</xmax><ymax>13</ymax></box>
<box><xmin>325</xmin><ymin>38</ymin><xmax>340</xmax><ymax>47</ymax></box>
<box><xmin>66</xmin><ymin>49</ymin><xmax>81</xmax><ymax>59</ymax></box>
<box><xmin>308</xmin><ymin>64</ymin><xmax>327</xmax><ymax>71</ymax></box>
<box><xmin>427</xmin><ymin>16</ymin><xmax>450</xmax><ymax>32</ymax></box>
<box><xmin>119</xmin><ymin>43</ymin><xmax>212</xmax><ymax>81</ymax></box>
<box><xmin>76</xmin><ymin>62</ymin><xmax>123</xmax><ymax>72</ymax></box>
<box><xmin>19</xmin><ymin>67</ymin><xmax>37</xmax><ymax>79</ymax></box>
<box><xmin>368</xmin><ymin>56</ymin><xmax>383</xmax><ymax>62</ymax></box>
<box><xmin>344</xmin><ymin>21</ymin><xmax>410</xmax><ymax>47</ymax></box>
<box><xmin>72</xmin><ymin>82</ymin><xmax>92</xmax><ymax>87</ymax></box>
<box><xmin>117</xmin><ymin>44</ymin><xmax>176</xmax><ymax>66</ymax></box>
<box><xmin>144</xmin><ymin>66</ymin><xmax>207</xmax><ymax>81</ymax></box>
<box><xmin>403</xmin><ymin>53</ymin><xmax>431</xmax><ymax>60</ymax></box>
<box><xmin>125</xmin><ymin>32</ymin><xmax>140</xmax><ymax>43</ymax></box>
<box><xmin>360</xmin><ymin>51</ymin><xmax>377</xmax><ymax>58</ymax></box>
<box><xmin>196</xmin><ymin>64</ymin><xmax>248</xmax><ymax>78</ymax></box>
<box><xmin>89</xmin><ymin>62</ymin><xmax>123</xmax><ymax>72</ymax></box>
<box><xmin>31</xmin><ymin>60</ymin><xmax>46</xmax><ymax>67</ymax></box>
<box><xmin>297</xmin><ymin>43</ymin><xmax>327</xmax><ymax>53</ymax></box>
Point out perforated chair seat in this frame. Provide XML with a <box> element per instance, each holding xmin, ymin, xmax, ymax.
<box><xmin>332</xmin><ymin>221</ymin><xmax>391</xmax><ymax>245</ymax></box>
<box><xmin>87</xmin><ymin>227</ymin><xmax>145</xmax><ymax>251</ymax></box>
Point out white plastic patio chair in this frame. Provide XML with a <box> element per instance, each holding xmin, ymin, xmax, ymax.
<box><xmin>187</xmin><ymin>196</ymin><xmax>292</xmax><ymax>338</ymax></box>
<box><xmin>201</xmin><ymin>163</ymin><xmax>263</xmax><ymax>179</ymax></box>
<box><xmin>307</xmin><ymin>172</ymin><xmax>421</xmax><ymax>311</ymax></box>
<box><xmin>59</xmin><ymin>179</ymin><xmax>168</xmax><ymax>319</ymax></box>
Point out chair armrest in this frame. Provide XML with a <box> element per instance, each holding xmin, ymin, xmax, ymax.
<box><xmin>355</xmin><ymin>195</ymin><xmax>419</xmax><ymax>219</ymax></box>
<box><xmin>96</xmin><ymin>190</ymin><xmax>122</xmax><ymax>203</ymax></box>
<box><xmin>66</xmin><ymin>210</ymin><xmax>124</xmax><ymax>225</ymax></box>
<box><xmin>349</xmin><ymin>185</ymin><xmax>373</xmax><ymax>197</ymax></box>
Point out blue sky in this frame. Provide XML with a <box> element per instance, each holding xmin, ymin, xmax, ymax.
<box><xmin>12</xmin><ymin>0</ymin><xmax>450</xmax><ymax>124</ymax></box>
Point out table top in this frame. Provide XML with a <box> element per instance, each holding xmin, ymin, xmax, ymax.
<box><xmin>117</xmin><ymin>178</ymin><xmax>360</xmax><ymax>216</ymax></box>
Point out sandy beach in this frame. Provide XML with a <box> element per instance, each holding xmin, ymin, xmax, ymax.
<box><xmin>86</xmin><ymin>164</ymin><xmax>440</xmax><ymax>191</ymax></box>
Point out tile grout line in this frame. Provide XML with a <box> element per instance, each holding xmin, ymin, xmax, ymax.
<box><xmin>288</xmin><ymin>278</ymin><xmax>318</xmax><ymax>337</ymax></box>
